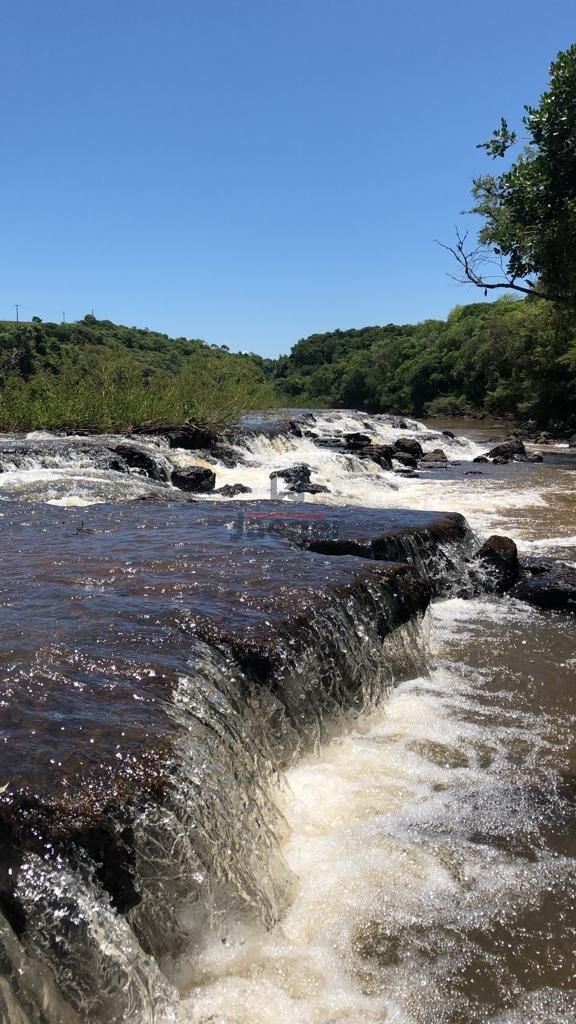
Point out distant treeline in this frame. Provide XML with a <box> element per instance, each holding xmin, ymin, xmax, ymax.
<box><xmin>270</xmin><ymin>297</ymin><xmax>576</xmax><ymax>428</ymax></box>
<box><xmin>0</xmin><ymin>315</ymin><xmax>275</xmax><ymax>431</ymax></box>
<box><xmin>2</xmin><ymin>299</ymin><xmax>575</xmax><ymax>433</ymax></box>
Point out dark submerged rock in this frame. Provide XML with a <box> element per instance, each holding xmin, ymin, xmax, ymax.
<box><xmin>133</xmin><ymin>424</ymin><xmax>219</xmax><ymax>450</ymax></box>
<box><xmin>215</xmin><ymin>483</ymin><xmax>253</xmax><ymax>497</ymax></box>
<box><xmin>343</xmin><ymin>432</ymin><xmax>372</xmax><ymax>449</ymax></box>
<box><xmin>393</xmin><ymin>452</ymin><xmax>418</xmax><ymax>469</ymax></box>
<box><xmin>473</xmin><ymin>456</ymin><xmax>489</xmax><ymax>464</ymax></box>
<box><xmin>170</xmin><ymin>466</ymin><xmax>216</xmax><ymax>492</ymax></box>
<box><xmin>287</xmin><ymin>482</ymin><xmax>330</xmax><ymax>494</ymax></box>
<box><xmin>514</xmin><ymin>557</ymin><xmax>576</xmax><ymax>613</ymax></box>
<box><xmin>270</xmin><ymin>464</ymin><xmax>312</xmax><ymax>490</ymax></box>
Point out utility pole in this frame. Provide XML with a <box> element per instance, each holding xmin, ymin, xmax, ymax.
<box><xmin>62</xmin><ymin>311</ymin><xmax>66</xmax><ymax>323</ymax></box>
<box><xmin>14</xmin><ymin>304</ymin><xmax>20</xmax><ymax>323</ymax></box>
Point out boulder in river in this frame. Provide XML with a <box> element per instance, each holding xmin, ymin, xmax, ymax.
<box><xmin>486</xmin><ymin>439</ymin><xmax>526</xmax><ymax>461</ymax></box>
<box><xmin>134</xmin><ymin>424</ymin><xmax>219</xmax><ymax>450</ymax></box>
<box><xmin>514</xmin><ymin>556</ymin><xmax>576</xmax><ymax>613</ymax></box>
<box><xmin>473</xmin><ymin>456</ymin><xmax>489</xmax><ymax>464</ymax></box>
<box><xmin>112</xmin><ymin>444</ymin><xmax>169</xmax><ymax>482</ymax></box>
<box><xmin>343</xmin><ymin>432</ymin><xmax>372</xmax><ymax>449</ymax></box>
<box><xmin>287</xmin><ymin>482</ymin><xmax>330</xmax><ymax>494</ymax></box>
<box><xmin>357</xmin><ymin>444</ymin><xmax>395</xmax><ymax>470</ymax></box>
<box><xmin>568</xmin><ymin>435</ymin><xmax>576</xmax><ymax>448</ymax></box>
<box><xmin>474</xmin><ymin>535</ymin><xmax>520</xmax><ymax>593</ymax></box>
<box><xmin>216</xmin><ymin>483</ymin><xmax>252</xmax><ymax>497</ymax></box>
<box><xmin>270</xmin><ymin>464</ymin><xmax>312</xmax><ymax>490</ymax></box>
<box><xmin>171</xmin><ymin>466</ymin><xmax>216</xmax><ymax>492</ymax></box>
<box><xmin>420</xmin><ymin>449</ymin><xmax>448</xmax><ymax>463</ymax></box>
<box><xmin>393</xmin><ymin>452</ymin><xmax>418</xmax><ymax>469</ymax></box>
<box><xmin>394</xmin><ymin>437</ymin><xmax>424</xmax><ymax>459</ymax></box>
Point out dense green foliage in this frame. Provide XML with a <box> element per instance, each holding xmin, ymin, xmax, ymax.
<box><xmin>459</xmin><ymin>44</ymin><xmax>576</xmax><ymax>305</ymax></box>
<box><xmin>0</xmin><ymin>316</ymin><xmax>275</xmax><ymax>431</ymax></box>
<box><xmin>271</xmin><ymin>297</ymin><xmax>576</xmax><ymax>427</ymax></box>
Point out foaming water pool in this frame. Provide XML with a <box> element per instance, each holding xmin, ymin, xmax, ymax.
<box><xmin>165</xmin><ymin>596</ymin><xmax>576</xmax><ymax>1024</ymax></box>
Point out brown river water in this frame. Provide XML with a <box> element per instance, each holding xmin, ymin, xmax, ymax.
<box><xmin>0</xmin><ymin>411</ymin><xmax>574</xmax><ymax>1024</ymax></box>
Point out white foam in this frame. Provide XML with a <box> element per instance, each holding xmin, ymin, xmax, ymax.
<box><xmin>166</xmin><ymin>599</ymin><xmax>573</xmax><ymax>1023</ymax></box>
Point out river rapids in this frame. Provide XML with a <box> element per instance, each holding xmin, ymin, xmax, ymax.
<box><xmin>0</xmin><ymin>410</ymin><xmax>574</xmax><ymax>1024</ymax></box>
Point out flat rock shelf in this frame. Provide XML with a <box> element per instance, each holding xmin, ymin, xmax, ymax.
<box><xmin>0</xmin><ymin>499</ymin><xmax>470</xmax><ymax>1023</ymax></box>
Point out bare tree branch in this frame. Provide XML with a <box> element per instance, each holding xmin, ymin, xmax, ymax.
<box><xmin>436</xmin><ymin>229</ymin><xmax>567</xmax><ymax>304</ymax></box>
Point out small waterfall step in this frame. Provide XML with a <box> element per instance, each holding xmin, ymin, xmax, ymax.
<box><xmin>0</xmin><ymin>498</ymin><xmax>470</xmax><ymax>1022</ymax></box>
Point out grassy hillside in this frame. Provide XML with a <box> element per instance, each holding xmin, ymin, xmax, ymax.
<box><xmin>271</xmin><ymin>297</ymin><xmax>576</xmax><ymax>429</ymax></box>
<box><xmin>0</xmin><ymin>315</ymin><xmax>276</xmax><ymax>431</ymax></box>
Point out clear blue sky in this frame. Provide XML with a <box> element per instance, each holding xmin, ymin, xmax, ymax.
<box><xmin>1</xmin><ymin>1</ymin><xmax>574</xmax><ymax>355</ymax></box>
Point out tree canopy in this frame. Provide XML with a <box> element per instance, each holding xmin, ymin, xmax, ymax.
<box><xmin>450</xmin><ymin>44</ymin><xmax>576</xmax><ymax>306</ymax></box>
<box><xmin>270</xmin><ymin>297</ymin><xmax>576</xmax><ymax>429</ymax></box>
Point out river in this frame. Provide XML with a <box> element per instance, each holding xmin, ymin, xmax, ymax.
<box><xmin>0</xmin><ymin>411</ymin><xmax>574</xmax><ymax>1024</ymax></box>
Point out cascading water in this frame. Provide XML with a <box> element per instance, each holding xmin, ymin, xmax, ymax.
<box><xmin>0</xmin><ymin>410</ymin><xmax>574</xmax><ymax>1023</ymax></box>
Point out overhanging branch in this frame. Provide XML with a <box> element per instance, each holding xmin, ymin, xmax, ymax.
<box><xmin>437</xmin><ymin>229</ymin><xmax>566</xmax><ymax>303</ymax></box>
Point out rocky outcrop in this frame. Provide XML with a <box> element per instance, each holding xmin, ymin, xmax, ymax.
<box><xmin>394</xmin><ymin>437</ymin><xmax>424</xmax><ymax>459</ymax></box>
<box><xmin>132</xmin><ymin>423</ymin><xmax>218</xmax><ymax>450</ymax></box>
<box><xmin>357</xmin><ymin>444</ymin><xmax>394</xmax><ymax>470</ymax></box>
<box><xmin>113</xmin><ymin>444</ymin><xmax>169</xmax><ymax>481</ymax></box>
<box><xmin>170</xmin><ymin>466</ymin><xmax>216</xmax><ymax>492</ymax></box>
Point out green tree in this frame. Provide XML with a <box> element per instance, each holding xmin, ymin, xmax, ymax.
<box><xmin>449</xmin><ymin>44</ymin><xmax>576</xmax><ymax>306</ymax></box>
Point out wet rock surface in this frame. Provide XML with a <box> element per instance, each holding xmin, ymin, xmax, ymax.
<box><xmin>215</xmin><ymin>482</ymin><xmax>252</xmax><ymax>496</ymax></box>
<box><xmin>393</xmin><ymin>437</ymin><xmax>424</xmax><ymax>459</ymax></box>
<box><xmin>474</xmin><ymin>535</ymin><xmax>520</xmax><ymax>593</ymax></box>
<box><xmin>0</xmin><ymin>498</ymin><xmax>468</xmax><ymax>941</ymax></box>
<box><xmin>170</xmin><ymin>465</ymin><xmax>216</xmax><ymax>492</ymax></box>
<box><xmin>514</xmin><ymin>556</ymin><xmax>576</xmax><ymax>613</ymax></box>
<box><xmin>113</xmin><ymin>443</ymin><xmax>169</xmax><ymax>481</ymax></box>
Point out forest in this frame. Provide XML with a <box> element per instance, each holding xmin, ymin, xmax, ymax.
<box><xmin>0</xmin><ymin>315</ymin><xmax>274</xmax><ymax>431</ymax></box>
<box><xmin>271</xmin><ymin>297</ymin><xmax>576</xmax><ymax>428</ymax></box>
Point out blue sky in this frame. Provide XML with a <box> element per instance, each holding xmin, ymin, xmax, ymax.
<box><xmin>1</xmin><ymin>1</ymin><xmax>574</xmax><ymax>356</ymax></box>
